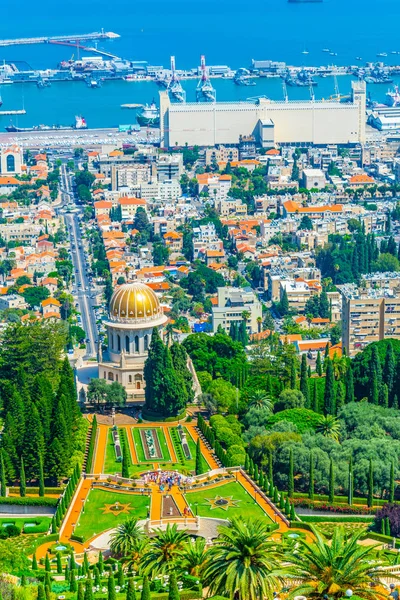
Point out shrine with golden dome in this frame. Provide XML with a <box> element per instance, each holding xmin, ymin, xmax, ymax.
<box><xmin>98</xmin><ymin>282</ymin><xmax>167</xmax><ymax>402</ymax></box>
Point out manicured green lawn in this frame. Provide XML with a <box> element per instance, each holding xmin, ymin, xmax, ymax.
<box><xmin>132</xmin><ymin>428</ymin><xmax>171</xmax><ymax>463</ymax></box>
<box><xmin>184</xmin><ymin>428</ymin><xmax>210</xmax><ymax>472</ymax></box>
<box><xmin>103</xmin><ymin>429</ymin><xmax>123</xmax><ymax>475</ymax></box>
<box><xmin>74</xmin><ymin>490</ymin><xmax>150</xmax><ymax>541</ymax></box>
<box><xmin>185</xmin><ymin>481</ymin><xmax>271</xmax><ymax>521</ymax></box>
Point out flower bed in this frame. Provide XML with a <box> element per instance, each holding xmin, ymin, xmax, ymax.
<box><xmin>292</xmin><ymin>498</ymin><xmax>376</xmax><ymax>515</ymax></box>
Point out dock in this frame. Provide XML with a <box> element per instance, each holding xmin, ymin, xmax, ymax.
<box><xmin>0</xmin><ymin>110</ymin><xmax>26</xmax><ymax>115</ymax></box>
<box><xmin>0</xmin><ymin>31</ymin><xmax>120</xmax><ymax>47</ymax></box>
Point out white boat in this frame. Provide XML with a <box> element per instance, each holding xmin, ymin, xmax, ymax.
<box><xmin>385</xmin><ymin>85</ymin><xmax>400</xmax><ymax>107</ymax></box>
<box><xmin>322</xmin><ymin>48</ymin><xmax>330</xmax><ymax>52</ymax></box>
<box><xmin>377</xmin><ymin>52</ymin><xmax>388</xmax><ymax>57</ymax></box>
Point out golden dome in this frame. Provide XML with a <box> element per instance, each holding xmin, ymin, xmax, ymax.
<box><xmin>109</xmin><ymin>282</ymin><xmax>162</xmax><ymax>322</ymax></box>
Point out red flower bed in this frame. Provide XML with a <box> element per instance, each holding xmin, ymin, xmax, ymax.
<box><xmin>292</xmin><ymin>498</ymin><xmax>376</xmax><ymax>515</ymax></box>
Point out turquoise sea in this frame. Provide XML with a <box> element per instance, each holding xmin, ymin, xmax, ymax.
<box><xmin>0</xmin><ymin>0</ymin><xmax>400</xmax><ymax>128</ymax></box>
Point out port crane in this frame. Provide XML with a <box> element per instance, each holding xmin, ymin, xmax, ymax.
<box><xmin>168</xmin><ymin>56</ymin><xmax>186</xmax><ymax>102</ymax></box>
<box><xmin>196</xmin><ymin>55</ymin><xmax>216</xmax><ymax>103</ymax></box>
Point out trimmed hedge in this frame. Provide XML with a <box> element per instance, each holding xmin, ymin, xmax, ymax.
<box><xmin>300</xmin><ymin>515</ymin><xmax>374</xmax><ymax>523</ymax></box>
<box><xmin>293</xmin><ymin>492</ymin><xmax>387</xmax><ymax>507</ymax></box>
<box><xmin>8</xmin><ymin>487</ymin><xmax>63</xmax><ymax>495</ymax></box>
<box><xmin>292</xmin><ymin>498</ymin><xmax>376</xmax><ymax>515</ymax></box>
<box><xmin>70</xmin><ymin>534</ymin><xmax>84</xmax><ymax>543</ymax></box>
<box><xmin>0</xmin><ymin>497</ymin><xmax>58</xmax><ymax>506</ymax></box>
<box><xmin>141</xmin><ymin>408</ymin><xmax>187</xmax><ymax>422</ymax></box>
<box><xmin>364</xmin><ymin>532</ymin><xmax>400</xmax><ymax>547</ymax></box>
<box><xmin>86</xmin><ymin>415</ymin><xmax>98</xmax><ymax>473</ymax></box>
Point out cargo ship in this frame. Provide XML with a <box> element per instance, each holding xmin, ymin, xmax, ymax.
<box><xmin>5</xmin><ymin>115</ymin><xmax>87</xmax><ymax>133</ymax></box>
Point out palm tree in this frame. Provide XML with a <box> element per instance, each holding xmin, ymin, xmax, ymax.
<box><xmin>141</xmin><ymin>523</ymin><xmax>188</xmax><ymax>576</ymax></box>
<box><xmin>256</xmin><ymin>316</ymin><xmax>262</xmax><ymax>334</ymax></box>
<box><xmin>110</xmin><ymin>517</ymin><xmax>144</xmax><ymax>557</ymax></box>
<box><xmin>286</xmin><ymin>526</ymin><xmax>391</xmax><ymax>600</ymax></box>
<box><xmin>248</xmin><ymin>389</ymin><xmax>273</xmax><ymax>412</ymax></box>
<box><xmin>124</xmin><ymin>538</ymin><xmax>149</xmax><ymax>572</ymax></box>
<box><xmin>315</xmin><ymin>414</ymin><xmax>341</xmax><ymax>441</ymax></box>
<box><xmin>182</xmin><ymin>537</ymin><xmax>208</xmax><ymax>578</ymax></box>
<box><xmin>203</xmin><ymin>517</ymin><xmax>284</xmax><ymax>600</ymax></box>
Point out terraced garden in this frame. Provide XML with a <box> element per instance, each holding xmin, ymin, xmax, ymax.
<box><xmin>132</xmin><ymin>427</ymin><xmax>171</xmax><ymax>463</ymax></box>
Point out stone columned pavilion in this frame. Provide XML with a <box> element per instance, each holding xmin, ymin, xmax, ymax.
<box><xmin>98</xmin><ymin>282</ymin><xmax>167</xmax><ymax>402</ymax></box>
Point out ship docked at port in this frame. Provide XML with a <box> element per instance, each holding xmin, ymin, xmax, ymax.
<box><xmin>5</xmin><ymin>115</ymin><xmax>87</xmax><ymax>133</ymax></box>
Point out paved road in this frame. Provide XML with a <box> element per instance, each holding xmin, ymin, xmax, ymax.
<box><xmin>59</xmin><ymin>164</ymin><xmax>98</xmax><ymax>359</ymax></box>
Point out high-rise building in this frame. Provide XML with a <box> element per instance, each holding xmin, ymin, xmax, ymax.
<box><xmin>339</xmin><ymin>283</ymin><xmax>400</xmax><ymax>356</ymax></box>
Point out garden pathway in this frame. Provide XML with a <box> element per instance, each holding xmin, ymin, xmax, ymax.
<box><xmin>93</xmin><ymin>424</ymin><xmax>108</xmax><ymax>475</ymax></box>
<box><xmin>185</xmin><ymin>424</ymin><xmax>219</xmax><ymax>469</ymax></box>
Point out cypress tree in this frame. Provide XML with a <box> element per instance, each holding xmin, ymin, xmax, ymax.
<box><xmin>64</xmin><ymin>564</ymin><xmax>70</xmax><ymax>582</ymax></box>
<box><xmin>84</xmin><ymin>581</ymin><xmax>93</xmax><ymax>600</ymax></box>
<box><xmin>117</xmin><ymin>566</ymin><xmax>124</xmax><ymax>587</ymax></box>
<box><xmin>45</xmin><ymin>553</ymin><xmax>51</xmax><ymax>572</ymax></box>
<box><xmin>168</xmin><ymin>573</ymin><xmax>180</xmax><ymax>600</ymax></box>
<box><xmin>308</xmin><ymin>451</ymin><xmax>314</xmax><ymax>500</ymax></box>
<box><xmin>335</xmin><ymin>381</ymin><xmax>345</xmax><ymax>414</ymax></box>
<box><xmin>312</xmin><ymin>378</ymin><xmax>319</xmax><ymax>413</ymax></box>
<box><xmin>328</xmin><ymin>458</ymin><xmax>335</xmax><ymax>504</ymax></box>
<box><xmin>316</xmin><ymin>351</ymin><xmax>322</xmax><ymax>376</ymax></box>
<box><xmin>21</xmin><ymin>574</ymin><xmax>26</xmax><ymax>587</ymax></box>
<box><xmin>32</xmin><ymin>553</ymin><xmax>38</xmax><ymax>571</ymax></box>
<box><xmin>273</xmin><ymin>486</ymin><xmax>279</xmax><ymax>504</ymax></box>
<box><xmin>195</xmin><ymin>438</ymin><xmax>203</xmax><ymax>475</ymax></box>
<box><xmin>37</xmin><ymin>585</ymin><xmax>45</xmax><ymax>600</ymax></box>
<box><xmin>386</xmin><ymin>517</ymin><xmax>391</xmax><ymax>536</ymax></box>
<box><xmin>279</xmin><ymin>288</ymin><xmax>289</xmax><ymax>316</ymax></box>
<box><xmin>46</xmin><ymin>587</ymin><xmax>52</xmax><ymax>600</ymax></box>
<box><xmin>319</xmin><ymin>289</ymin><xmax>330</xmax><ymax>319</ymax></box>
<box><xmin>0</xmin><ymin>451</ymin><xmax>6</xmax><ymax>497</ymax></box>
<box><xmin>70</xmin><ymin>552</ymin><xmax>76</xmax><ymax>571</ymax></box>
<box><xmin>51</xmin><ymin>516</ymin><xmax>56</xmax><ymax>534</ymax></box>
<box><xmin>141</xmin><ymin>576</ymin><xmax>150</xmax><ymax>600</ymax></box>
<box><xmin>384</xmin><ymin>342</ymin><xmax>396</xmax><ymax>401</ymax></box>
<box><xmin>285</xmin><ymin>496</ymin><xmax>290</xmax><ymax>514</ymax></box>
<box><xmin>371</xmin><ymin>373</ymin><xmax>379</xmax><ymax>404</ymax></box>
<box><xmin>45</xmin><ymin>572</ymin><xmax>51</xmax><ymax>590</ymax></box>
<box><xmin>370</xmin><ymin>345</ymin><xmax>382</xmax><ymax>390</ymax></box>
<box><xmin>279</xmin><ymin>492</ymin><xmax>285</xmax><ymax>510</ymax></box>
<box><xmin>380</xmin><ymin>383</ymin><xmax>389</xmax><ymax>408</ymax></box>
<box><xmin>39</xmin><ymin>455</ymin><xmax>44</xmax><ymax>497</ymax></box>
<box><xmin>390</xmin><ymin>460</ymin><xmax>395</xmax><ymax>503</ymax></box>
<box><xmin>108</xmin><ymin>574</ymin><xmax>116</xmax><ymax>600</ymax></box>
<box><xmin>381</xmin><ymin>518</ymin><xmax>385</xmax><ymax>535</ymax></box>
<box><xmin>345</xmin><ymin>365</ymin><xmax>355</xmax><ymax>404</ymax></box>
<box><xmin>323</xmin><ymin>358</ymin><xmax>335</xmax><ymax>415</ymax></box>
<box><xmin>290</xmin><ymin>360</ymin><xmax>297</xmax><ymax>390</ymax></box>
<box><xmin>19</xmin><ymin>457</ymin><xmax>26</xmax><ymax>497</ymax></box>
<box><xmin>288</xmin><ymin>448</ymin><xmax>294</xmax><ymax>498</ymax></box>
<box><xmin>98</xmin><ymin>551</ymin><xmax>104</xmax><ymax>573</ymax></box>
<box><xmin>70</xmin><ymin>570</ymin><xmax>77</xmax><ymax>593</ymax></box>
<box><xmin>254</xmin><ymin>464</ymin><xmax>259</xmax><ymax>482</ymax></box>
<box><xmin>300</xmin><ymin>354</ymin><xmax>309</xmax><ymax>407</ymax></box>
<box><xmin>244</xmin><ymin>454</ymin><xmax>249</xmax><ymax>471</ymax></box>
<box><xmin>93</xmin><ymin>566</ymin><xmax>101</xmax><ymax>588</ymax></box>
<box><xmin>126</xmin><ymin>579</ymin><xmax>136</xmax><ymax>600</ymax></box>
<box><xmin>56</xmin><ymin>552</ymin><xmax>62</xmax><ymax>574</ymax></box>
<box><xmin>83</xmin><ymin>552</ymin><xmax>89</xmax><ymax>575</ymax></box>
<box><xmin>348</xmin><ymin>456</ymin><xmax>353</xmax><ymax>506</ymax></box>
<box><xmin>77</xmin><ymin>582</ymin><xmax>84</xmax><ymax>600</ymax></box>
<box><xmin>268</xmin><ymin>449</ymin><xmax>273</xmax><ymax>485</ymax></box>
<box><xmin>290</xmin><ymin>503</ymin><xmax>296</xmax><ymax>520</ymax></box>
<box><xmin>367</xmin><ymin>458</ymin><xmax>374</xmax><ymax>508</ymax></box>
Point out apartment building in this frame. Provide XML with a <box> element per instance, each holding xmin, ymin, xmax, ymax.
<box><xmin>339</xmin><ymin>284</ymin><xmax>400</xmax><ymax>356</ymax></box>
<box><xmin>205</xmin><ymin>145</ymin><xmax>239</xmax><ymax>166</ymax></box>
<box><xmin>212</xmin><ymin>286</ymin><xmax>262</xmax><ymax>334</ymax></box>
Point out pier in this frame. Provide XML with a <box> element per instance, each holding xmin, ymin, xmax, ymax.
<box><xmin>0</xmin><ymin>110</ymin><xmax>26</xmax><ymax>115</ymax></box>
<box><xmin>0</xmin><ymin>31</ymin><xmax>120</xmax><ymax>47</ymax></box>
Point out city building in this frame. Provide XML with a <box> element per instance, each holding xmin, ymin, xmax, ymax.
<box><xmin>212</xmin><ymin>286</ymin><xmax>262</xmax><ymax>334</ymax></box>
<box><xmin>159</xmin><ymin>81</ymin><xmax>366</xmax><ymax>148</ymax></box>
<box><xmin>98</xmin><ymin>282</ymin><xmax>168</xmax><ymax>402</ymax></box>
<box><xmin>339</xmin><ymin>283</ymin><xmax>400</xmax><ymax>356</ymax></box>
<box><xmin>0</xmin><ymin>146</ymin><xmax>23</xmax><ymax>175</ymax></box>
<box><xmin>205</xmin><ymin>145</ymin><xmax>239</xmax><ymax>166</ymax></box>
<box><xmin>302</xmin><ymin>168</ymin><xmax>326</xmax><ymax>190</ymax></box>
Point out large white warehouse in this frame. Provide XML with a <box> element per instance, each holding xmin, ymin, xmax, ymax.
<box><xmin>160</xmin><ymin>80</ymin><xmax>366</xmax><ymax>148</ymax></box>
